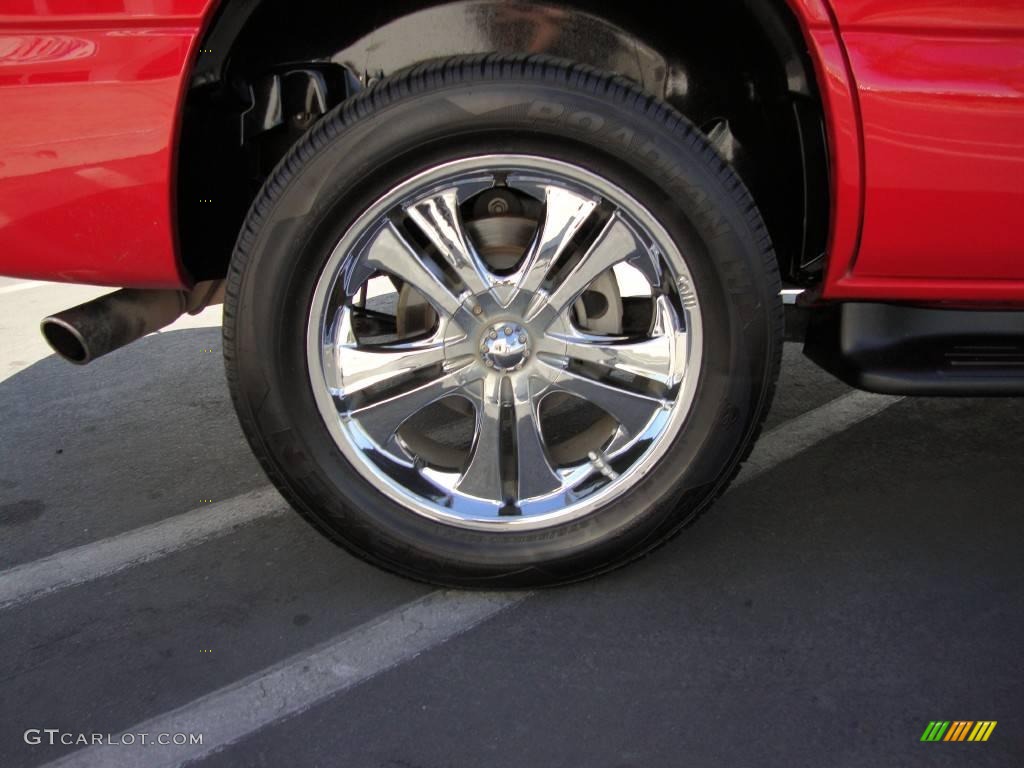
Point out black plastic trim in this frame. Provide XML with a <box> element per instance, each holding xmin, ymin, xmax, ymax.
<box><xmin>804</xmin><ymin>302</ymin><xmax>1024</xmax><ymax>396</ymax></box>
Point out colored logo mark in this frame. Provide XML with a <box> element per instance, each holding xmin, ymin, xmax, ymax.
<box><xmin>920</xmin><ymin>721</ymin><xmax>996</xmax><ymax>742</ymax></box>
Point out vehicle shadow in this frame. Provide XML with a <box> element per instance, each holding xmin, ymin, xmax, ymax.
<box><xmin>0</xmin><ymin>327</ymin><xmax>268</xmax><ymax>568</ymax></box>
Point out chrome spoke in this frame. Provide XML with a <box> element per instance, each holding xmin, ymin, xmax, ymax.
<box><xmin>336</xmin><ymin>341</ymin><xmax>452</xmax><ymax>396</ymax></box>
<box><xmin>545</xmin><ymin>364</ymin><xmax>663</xmax><ymax>439</ymax></box>
<box><xmin>512</xmin><ymin>375</ymin><xmax>563</xmax><ymax>499</ymax></box>
<box><xmin>348</xmin><ymin>366</ymin><xmax>479</xmax><ymax>449</ymax></box>
<box><xmin>406</xmin><ymin>188</ymin><xmax>494</xmax><ymax>296</ymax></box>
<box><xmin>544</xmin><ymin>214</ymin><xmax>644</xmax><ymax>318</ymax></box>
<box><xmin>558</xmin><ymin>335</ymin><xmax>674</xmax><ymax>386</ymax></box>
<box><xmin>512</xmin><ymin>185</ymin><xmax>598</xmax><ymax>297</ymax></box>
<box><xmin>362</xmin><ymin>220</ymin><xmax>464</xmax><ymax>318</ymax></box>
<box><xmin>540</xmin><ymin>297</ymin><xmax>684</xmax><ymax>387</ymax></box>
<box><xmin>454</xmin><ymin>376</ymin><xmax>505</xmax><ymax>501</ymax></box>
<box><xmin>329</xmin><ymin>308</ymin><xmax>455</xmax><ymax>396</ymax></box>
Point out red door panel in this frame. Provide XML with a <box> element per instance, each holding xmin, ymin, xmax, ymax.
<box><xmin>824</xmin><ymin>1</ymin><xmax>1024</xmax><ymax>297</ymax></box>
<box><xmin>834</xmin><ymin>0</ymin><xmax>1024</xmax><ymax>32</ymax></box>
<box><xmin>845</xmin><ymin>31</ymin><xmax>1024</xmax><ymax>282</ymax></box>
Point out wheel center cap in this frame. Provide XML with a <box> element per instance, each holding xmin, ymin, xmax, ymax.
<box><xmin>480</xmin><ymin>322</ymin><xmax>530</xmax><ymax>371</ymax></box>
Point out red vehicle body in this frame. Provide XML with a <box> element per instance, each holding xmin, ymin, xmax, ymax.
<box><xmin>2</xmin><ymin>0</ymin><xmax>1023</xmax><ymax>301</ymax></box>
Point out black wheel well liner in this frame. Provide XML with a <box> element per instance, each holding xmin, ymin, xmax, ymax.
<box><xmin>177</xmin><ymin>0</ymin><xmax>829</xmax><ymax>286</ymax></box>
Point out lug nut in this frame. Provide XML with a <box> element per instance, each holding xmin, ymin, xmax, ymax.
<box><xmin>489</xmin><ymin>331</ymin><xmax>498</xmax><ymax>340</ymax></box>
<box><xmin>504</xmin><ymin>326</ymin><xmax>512</xmax><ymax>335</ymax></box>
<box><xmin>522</xmin><ymin>350</ymin><xmax>530</xmax><ymax>358</ymax></box>
<box><xmin>518</xmin><ymin>333</ymin><xmax>527</xmax><ymax>343</ymax></box>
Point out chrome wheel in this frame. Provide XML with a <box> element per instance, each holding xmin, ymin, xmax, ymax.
<box><xmin>307</xmin><ymin>155</ymin><xmax>703</xmax><ymax>530</ymax></box>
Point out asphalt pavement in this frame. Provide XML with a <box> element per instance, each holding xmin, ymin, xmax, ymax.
<box><xmin>0</xmin><ymin>279</ymin><xmax>1021</xmax><ymax>767</ymax></box>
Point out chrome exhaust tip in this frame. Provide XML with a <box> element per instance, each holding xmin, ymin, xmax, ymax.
<box><xmin>41</xmin><ymin>288</ymin><xmax>188</xmax><ymax>365</ymax></box>
<box><xmin>40</xmin><ymin>315</ymin><xmax>93</xmax><ymax>365</ymax></box>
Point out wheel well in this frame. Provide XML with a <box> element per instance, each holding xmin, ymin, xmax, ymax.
<box><xmin>177</xmin><ymin>0</ymin><xmax>829</xmax><ymax>286</ymax></box>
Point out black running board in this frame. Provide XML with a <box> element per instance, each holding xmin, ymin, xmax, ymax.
<box><xmin>804</xmin><ymin>302</ymin><xmax>1024</xmax><ymax>396</ymax></box>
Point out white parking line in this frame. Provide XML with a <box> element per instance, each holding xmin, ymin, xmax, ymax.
<box><xmin>0</xmin><ymin>489</ymin><xmax>287</xmax><ymax>610</ymax></box>
<box><xmin>0</xmin><ymin>390</ymin><xmax>902</xmax><ymax>613</ymax></box>
<box><xmin>42</xmin><ymin>590</ymin><xmax>526</xmax><ymax>768</ymax></box>
<box><xmin>0</xmin><ymin>280</ymin><xmax>52</xmax><ymax>295</ymax></box>
<box><xmin>736</xmin><ymin>390</ymin><xmax>904</xmax><ymax>487</ymax></box>
<box><xmin>28</xmin><ymin>388</ymin><xmax>904</xmax><ymax>767</ymax></box>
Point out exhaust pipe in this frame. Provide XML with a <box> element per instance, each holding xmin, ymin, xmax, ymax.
<box><xmin>41</xmin><ymin>281</ymin><xmax>224</xmax><ymax>365</ymax></box>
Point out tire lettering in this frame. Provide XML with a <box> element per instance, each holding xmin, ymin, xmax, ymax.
<box><xmin>566</xmin><ymin>110</ymin><xmax>605</xmax><ymax>132</ymax></box>
<box><xmin>526</xmin><ymin>101</ymin><xmax>566</xmax><ymax>121</ymax></box>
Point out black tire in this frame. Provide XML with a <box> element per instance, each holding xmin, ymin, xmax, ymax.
<box><xmin>223</xmin><ymin>54</ymin><xmax>782</xmax><ymax>588</ymax></box>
